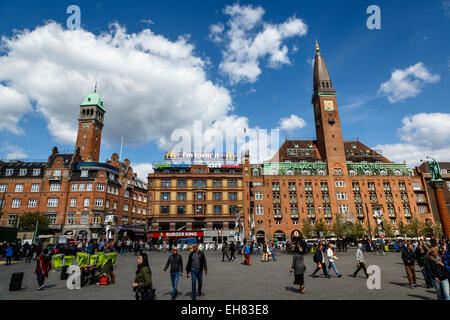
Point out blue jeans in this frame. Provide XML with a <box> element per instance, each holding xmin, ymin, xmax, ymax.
<box><xmin>191</xmin><ymin>270</ymin><xmax>203</xmax><ymax>298</ymax></box>
<box><xmin>432</xmin><ymin>279</ymin><xmax>450</xmax><ymax>300</ymax></box>
<box><xmin>170</xmin><ymin>272</ymin><xmax>180</xmax><ymax>297</ymax></box>
<box><xmin>327</xmin><ymin>261</ymin><xmax>340</xmax><ymax>276</ymax></box>
<box><xmin>420</xmin><ymin>266</ymin><xmax>433</xmax><ymax>287</ymax></box>
<box><xmin>271</xmin><ymin>250</ymin><xmax>277</xmax><ymax>261</ymax></box>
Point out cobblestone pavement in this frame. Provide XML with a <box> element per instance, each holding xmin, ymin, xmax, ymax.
<box><xmin>0</xmin><ymin>249</ymin><xmax>438</xmax><ymax>300</ymax></box>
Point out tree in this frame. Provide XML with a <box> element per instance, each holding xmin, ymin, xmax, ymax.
<box><xmin>398</xmin><ymin>221</ymin><xmax>408</xmax><ymax>238</ymax></box>
<box><xmin>301</xmin><ymin>218</ymin><xmax>314</xmax><ymax>238</ymax></box>
<box><xmin>406</xmin><ymin>218</ymin><xmax>422</xmax><ymax>238</ymax></box>
<box><xmin>18</xmin><ymin>212</ymin><xmax>50</xmax><ymax>235</ymax></box>
<box><xmin>332</xmin><ymin>214</ymin><xmax>346</xmax><ymax>238</ymax></box>
<box><xmin>422</xmin><ymin>220</ymin><xmax>434</xmax><ymax>238</ymax></box>
<box><xmin>382</xmin><ymin>219</ymin><xmax>395</xmax><ymax>239</ymax></box>
<box><xmin>314</xmin><ymin>219</ymin><xmax>328</xmax><ymax>239</ymax></box>
<box><xmin>433</xmin><ymin>223</ymin><xmax>443</xmax><ymax>239</ymax></box>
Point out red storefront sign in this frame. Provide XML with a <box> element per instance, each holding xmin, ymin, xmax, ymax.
<box><xmin>148</xmin><ymin>231</ymin><xmax>204</xmax><ymax>238</ymax></box>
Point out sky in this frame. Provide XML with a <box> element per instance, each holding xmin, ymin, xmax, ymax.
<box><xmin>0</xmin><ymin>0</ymin><xmax>449</xmax><ymax>179</ymax></box>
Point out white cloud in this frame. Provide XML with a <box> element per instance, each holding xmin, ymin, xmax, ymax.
<box><xmin>0</xmin><ymin>144</ymin><xmax>28</xmax><ymax>160</ymax></box>
<box><xmin>210</xmin><ymin>3</ymin><xmax>307</xmax><ymax>84</ymax></box>
<box><xmin>0</xmin><ymin>22</ymin><xmax>232</xmax><ymax>147</ymax></box>
<box><xmin>0</xmin><ymin>85</ymin><xmax>32</xmax><ymax>135</ymax></box>
<box><xmin>279</xmin><ymin>114</ymin><xmax>307</xmax><ymax>132</ymax></box>
<box><xmin>132</xmin><ymin>162</ymin><xmax>154</xmax><ymax>180</ymax></box>
<box><xmin>378</xmin><ymin>62</ymin><xmax>440</xmax><ymax>103</ymax></box>
<box><xmin>375</xmin><ymin>112</ymin><xmax>450</xmax><ymax>166</ymax></box>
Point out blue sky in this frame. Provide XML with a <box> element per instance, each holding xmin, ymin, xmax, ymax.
<box><xmin>0</xmin><ymin>0</ymin><xmax>449</xmax><ymax>178</ymax></box>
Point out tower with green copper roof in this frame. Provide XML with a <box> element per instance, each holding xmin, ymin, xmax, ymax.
<box><xmin>75</xmin><ymin>88</ymin><xmax>106</xmax><ymax>162</ymax></box>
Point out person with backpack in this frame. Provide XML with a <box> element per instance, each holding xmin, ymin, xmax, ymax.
<box><xmin>312</xmin><ymin>244</ymin><xmax>330</xmax><ymax>278</ymax></box>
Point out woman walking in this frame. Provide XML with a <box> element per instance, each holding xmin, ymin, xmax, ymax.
<box><xmin>291</xmin><ymin>245</ymin><xmax>306</xmax><ymax>293</ymax></box>
<box><xmin>132</xmin><ymin>253</ymin><xmax>154</xmax><ymax>300</ymax></box>
<box><xmin>427</xmin><ymin>247</ymin><xmax>450</xmax><ymax>300</ymax></box>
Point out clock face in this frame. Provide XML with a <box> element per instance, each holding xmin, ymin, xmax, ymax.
<box><xmin>323</xmin><ymin>100</ymin><xmax>335</xmax><ymax>112</ymax></box>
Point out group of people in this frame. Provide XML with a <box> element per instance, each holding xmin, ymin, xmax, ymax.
<box><xmin>132</xmin><ymin>243</ymin><xmax>208</xmax><ymax>300</ymax></box>
<box><xmin>401</xmin><ymin>239</ymin><xmax>450</xmax><ymax>300</ymax></box>
<box><xmin>1</xmin><ymin>241</ymin><xmax>43</xmax><ymax>265</ymax></box>
<box><xmin>260</xmin><ymin>241</ymin><xmax>277</xmax><ymax>262</ymax></box>
<box><xmin>221</xmin><ymin>241</ymin><xmax>237</xmax><ymax>262</ymax></box>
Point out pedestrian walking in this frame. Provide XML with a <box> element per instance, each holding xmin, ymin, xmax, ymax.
<box><xmin>401</xmin><ymin>243</ymin><xmax>417</xmax><ymax>288</ymax></box>
<box><xmin>222</xmin><ymin>242</ymin><xmax>230</xmax><ymax>262</ymax></box>
<box><xmin>312</xmin><ymin>244</ymin><xmax>330</xmax><ymax>278</ymax></box>
<box><xmin>163</xmin><ymin>246</ymin><xmax>183</xmax><ymax>300</ymax></box>
<box><xmin>243</xmin><ymin>240</ymin><xmax>251</xmax><ymax>265</ymax></box>
<box><xmin>416</xmin><ymin>243</ymin><xmax>433</xmax><ymax>288</ymax></box>
<box><xmin>133</xmin><ymin>253</ymin><xmax>154</xmax><ymax>300</ymax></box>
<box><xmin>352</xmin><ymin>243</ymin><xmax>369</xmax><ymax>278</ymax></box>
<box><xmin>35</xmin><ymin>249</ymin><xmax>51</xmax><ymax>290</ymax></box>
<box><xmin>229</xmin><ymin>241</ymin><xmax>237</xmax><ymax>262</ymax></box>
<box><xmin>5</xmin><ymin>243</ymin><xmax>13</xmax><ymax>265</ymax></box>
<box><xmin>261</xmin><ymin>242</ymin><xmax>268</xmax><ymax>262</ymax></box>
<box><xmin>427</xmin><ymin>247</ymin><xmax>450</xmax><ymax>300</ymax></box>
<box><xmin>291</xmin><ymin>245</ymin><xmax>306</xmax><ymax>293</ymax></box>
<box><xmin>270</xmin><ymin>241</ymin><xmax>277</xmax><ymax>261</ymax></box>
<box><xmin>186</xmin><ymin>243</ymin><xmax>207</xmax><ymax>300</ymax></box>
<box><xmin>327</xmin><ymin>243</ymin><xmax>342</xmax><ymax>278</ymax></box>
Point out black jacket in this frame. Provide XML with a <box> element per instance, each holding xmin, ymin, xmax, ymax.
<box><xmin>164</xmin><ymin>253</ymin><xmax>183</xmax><ymax>273</ymax></box>
<box><xmin>186</xmin><ymin>251</ymin><xmax>207</xmax><ymax>273</ymax></box>
<box><xmin>313</xmin><ymin>250</ymin><xmax>324</xmax><ymax>263</ymax></box>
<box><xmin>401</xmin><ymin>248</ymin><xmax>416</xmax><ymax>266</ymax></box>
<box><xmin>415</xmin><ymin>249</ymin><xmax>427</xmax><ymax>268</ymax></box>
<box><xmin>427</xmin><ymin>257</ymin><xmax>448</xmax><ymax>281</ymax></box>
<box><xmin>292</xmin><ymin>253</ymin><xmax>306</xmax><ymax>275</ymax></box>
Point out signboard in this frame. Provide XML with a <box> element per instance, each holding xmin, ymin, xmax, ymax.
<box><xmin>252</xmin><ymin>182</ymin><xmax>263</xmax><ymax>187</ymax></box>
<box><xmin>208</xmin><ymin>164</ymin><xmax>241</xmax><ymax>169</ymax></box>
<box><xmin>164</xmin><ymin>151</ymin><xmax>236</xmax><ymax>160</ymax></box>
<box><xmin>155</xmin><ymin>163</ymin><xmax>191</xmax><ymax>169</ymax></box>
<box><xmin>105</xmin><ymin>215</ymin><xmax>115</xmax><ymax>223</ymax></box>
<box><xmin>149</xmin><ymin>231</ymin><xmax>204</xmax><ymax>238</ymax></box>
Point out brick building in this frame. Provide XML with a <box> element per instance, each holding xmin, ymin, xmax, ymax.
<box><xmin>0</xmin><ymin>91</ymin><xmax>148</xmax><ymax>241</ymax></box>
<box><xmin>147</xmin><ymin>162</ymin><xmax>243</xmax><ymax>245</ymax></box>
<box><xmin>241</xmin><ymin>42</ymin><xmax>436</xmax><ymax>243</ymax></box>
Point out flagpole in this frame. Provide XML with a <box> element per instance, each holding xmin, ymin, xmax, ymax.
<box><xmin>33</xmin><ymin>220</ymin><xmax>39</xmax><ymax>243</ymax></box>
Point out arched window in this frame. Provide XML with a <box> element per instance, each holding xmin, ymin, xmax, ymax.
<box><xmin>253</xmin><ymin>168</ymin><xmax>259</xmax><ymax>176</ymax></box>
<box><xmin>271</xmin><ymin>169</ymin><xmax>278</xmax><ymax>175</ymax></box>
<box><xmin>364</xmin><ymin>170</ymin><xmax>372</xmax><ymax>176</ymax></box>
<box><xmin>302</xmin><ymin>170</ymin><xmax>310</xmax><ymax>176</ymax></box>
<box><xmin>394</xmin><ymin>169</ymin><xmax>401</xmax><ymax>176</ymax></box>
<box><xmin>349</xmin><ymin>170</ymin><xmax>356</xmax><ymax>176</ymax></box>
<box><xmin>286</xmin><ymin>170</ymin><xmax>294</xmax><ymax>176</ymax></box>
<box><xmin>380</xmin><ymin>170</ymin><xmax>387</xmax><ymax>176</ymax></box>
<box><xmin>318</xmin><ymin>170</ymin><xmax>326</xmax><ymax>176</ymax></box>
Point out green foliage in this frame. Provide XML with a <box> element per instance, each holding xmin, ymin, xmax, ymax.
<box><xmin>433</xmin><ymin>223</ymin><xmax>443</xmax><ymax>239</ymax></box>
<box><xmin>332</xmin><ymin>214</ymin><xmax>346</xmax><ymax>238</ymax></box>
<box><xmin>422</xmin><ymin>220</ymin><xmax>434</xmax><ymax>238</ymax></box>
<box><xmin>18</xmin><ymin>212</ymin><xmax>50</xmax><ymax>234</ymax></box>
<box><xmin>398</xmin><ymin>221</ymin><xmax>408</xmax><ymax>237</ymax></box>
<box><xmin>382</xmin><ymin>219</ymin><xmax>395</xmax><ymax>238</ymax></box>
<box><xmin>405</xmin><ymin>218</ymin><xmax>422</xmax><ymax>238</ymax></box>
<box><xmin>301</xmin><ymin>218</ymin><xmax>314</xmax><ymax>238</ymax></box>
<box><xmin>314</xmin><ymin>219</ymin><xmax>328</xmax><ymax>238</ymax></box>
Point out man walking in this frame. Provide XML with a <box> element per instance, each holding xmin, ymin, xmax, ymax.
<box><xmin>243</xmin><ymin>240</ymin><xmax>251</xmax><ymax>265</ymax></box>
<box><xmin>352</xmin><ymin>243</ymin><xmax>369</xmax><ymax>278</ymax></box>
<box><xmin>163</xmin><ymin>246</ymin><xmax>183</xmax><ymax>300</ymax></box>
<box><xmin>221</xmin><ymin>242</ymin><xmax>230</xmax><ymax>262</ymax></box>
<box><xmin>327</xmin><ymin>243</ymin><xmax>342</xmax><ymax>278</ymax></box>
<box><xmin>5</xmin><ymin>243</ymin><xmax>13</xmax><ymax>265</ymax></box>
<box><xmin>270</xmin><ymin>241</ymin><xmax>277</xmax><ymax>261</ymax></box>
<box><xmin>229</xmin><ymin>241</ymin><xmax>237</xmax><ymax>262</ymax></box>
<box><xmin>186</xmin><ymin>243</ymin><xmax>207</xmax><ymax>300</ymax></box>
<box><xmin>401</xmin><ymin>243</ymin><xmax>417</xmax><ymax>288</ymax></box>
<box><xmin>35</xmin><ymin>249</ymin><xmax>51</xmax><ymax>290</ymax></box>
<box><xmin>312</xmin><ymin>244</ymin><xmax>330</xmax><ymax>278</ymax></box>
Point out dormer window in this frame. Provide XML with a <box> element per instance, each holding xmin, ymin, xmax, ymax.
<box><xmin>81</xmin><ymin>170</ymin><xmax>88</xmax><ymax>177</ymax></box>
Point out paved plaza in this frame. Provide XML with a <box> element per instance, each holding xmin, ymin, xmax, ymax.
<box><xmin>0</xmin><ymin>249</ymin><xmax>438</xmax><ymax>300</ymax></box>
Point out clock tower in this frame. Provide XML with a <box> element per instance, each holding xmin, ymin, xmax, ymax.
<box><xmin>75</xmin><ymin>90</ymin><xmax>105</xmax><ymax>162</ymax></box>
<box><xmin>311</xmin><ymin>41</ymin><xmax>347</xmax><ymax>174</ymax></box>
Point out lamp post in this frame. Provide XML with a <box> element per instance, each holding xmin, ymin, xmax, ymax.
<box><xmin>365</xmin><ymin>202</ymin><xmax>373</xmax><ymax>242</ymax></box>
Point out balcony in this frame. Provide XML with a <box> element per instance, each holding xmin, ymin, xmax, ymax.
<box><xmin>48</xmin><ymin>176</ymin><xmax>62</xmax><ymax>182</ymax></box>
<box><xmin>370</xmin><ymin>198</ymin><xmax>378</xmax><ymax>204</ymax></box>
<box><xmin>289</xmin><ymin>198</ymin><xmax>298</xmax><ymax>203</ymax></box>
<box><xmin>354</xmin><ymin>198</ymin><xmax>362</xmax><ymax>204</ymax></box>
<box><xmin>273</xmin><ymin>213</ymin><xmax>282</xmax><ymax>219</ymax></box>
<box><xmin>324</xmin><ymin>213</ymin><xmax>332</xmax><ymax>219</ymax></box>
<box><xmin>307</xmin><ymin>213</ymin><xmax>316</xmax><ymax>219</ymax></box>
<box><xmin>386</xmin><ymin>198</ymin><xmax>394</xmax><ymax>203</ymax></box>
<box><xmin>273</xmin><ymin>199</ymin><xmax>281</xmax><ymax>204</ymax></box>
<box><xmin>322</xmin><ymin>198</ymin><xmax>330</xmax><ymax>204</ymax></box>
<box><xmin>388</xmin><ymin>213</ymin><xmax>397</xmax><ymax>218</ymax></box>
<box><xmin>291</xmin><ymin>214</ymin><xmax>299</xmax><ymax>219</ymax></box>
<box><xmin>404</xmin><ymin>212</ymin><xmax>412</xmax><ymax>218</ymax></box>
<box><xmin>356</xmin><ymin>213</ymin><xmax>365</xmax><ymax>219</ymax></box>
<box><xmin>305</xmin><ymin>198</ymin><xmax>314</xmax><ymax>204</ymax></box>
<box><xmin>401</xmin><ymin>199</ymin><xmax>409</xmax><ymax>203</ymax></box>
<box><xmin>89</xmin><ymin>223</ymin><xmax>104</xmax><ymax>229</ymax></box>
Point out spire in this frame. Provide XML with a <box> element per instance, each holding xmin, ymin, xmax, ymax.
<box><xmin>313</xmin><ymin>41</ymin><xmax>334</xmax><ymax>95</ymax></box>
<box><xmin>94</xmin><ymin>82</ymin><xmax>97</xmax><ymax>93</ymax></box>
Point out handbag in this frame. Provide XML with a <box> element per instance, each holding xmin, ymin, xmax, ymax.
<box><xmin>135</xmin><ymin>286</ymin><xmax>156</xmax><ymax>300</ymax></box>
<box><xmin>317</xmin><ymin>262</ymin><xmax>322</xmax><ymax>269</ymax></box>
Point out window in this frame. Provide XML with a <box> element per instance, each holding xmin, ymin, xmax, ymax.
<box><xmin>196</xmin><ymin>192</ymin><xmax>204</xmax><ymax>201</ymax></box>
<box><xmin>288</xmin><ymin>182</ymin><xmax>296</xmax><ymax>191</ymax></box>
<box><xmin>12</xmin><ymin>199</ymin><xmax>21</xmax><ymax>208</ymax></box>
<box><xmin>193</xmin><ymin>180</ymin><xmax>207</xmax><ymax>188</ymax></box>
<box><xmin>19</xmin><ymin>169</ymin><xmax>27</xmax><ymax>176</ymax></box>
<box><xmin>6</xmin><ymin>169</ymin><xmax>14</xmax><ymax>176</ymax></box>
<box><xmin>97</xmin><ymin>183</ymin><xmax>105</xmax><ymax>191</ymax></box>
<box><xmin>33</xmin><ymin>168</ymin><xmax>41</xmax><ymax>176</ymax></box>
<box><xmin>349</xmin><ymin>170</ymin><xmax>356</xmax><ymax>176</ymax></box>
<box><xmin>368</xmin><ymin>182</ymin><xmax>375</xmax><ymax>191</ymax></box>
<box><xmin>213</xmin><ymin>205</ymin><xmax>222</xmax><ymax>214</ymax></box>
<box><xmin>79</xmin><ymin>184</ymin><xmax>85</xmax><ymax>191</ymax></box>
<box><xmin>334</xmin><ymin>168</ymin><xmax>342</xmax><ymax>175</ymax></box>
<box><xmin>86</xmin><ymin>183</ymin><xmax>92</xmax><ymax>191</ymax></box>
<box><xmin>124</xmin><ymin>203</ymin><xmax>129</xmax><ymax>211</ymax></box>
<box><xmin>177</xmin><ymin>192</ymin><xmax>186</xmax><ymax>201</ymax></box>
<box><xmin>352</xmin><ymin>182</ymin><xmax>360</xmax><ymax>191</ymax></box>
<box><xmin>50</xmin><ymin>183</ymin><xmax>60</xmax><ymax>192</ymax></box>
<box><xmin>272</xmin><ymin>182</ymin><xmax>280</xmax><ymax>191</ymax></box>
<box><xmin>418</xmin><ymin>206</ymin><xmax>427</xmax><ymax>213</ymax></box>
<box><xmin>72</xmin><ymin>183</ymin><xmax>78</xmax><ymax>191</ymax></box>
<box><xmin>70</xmin><ymin>198</ymin><xmax>76</xmax><ymax>207</ymax></box>
<box><xmin>113</xmin><ymin>201</ymin><xmax>117</xmax><ymax>209</ymax></box>
<box><xmin>336</xmin><ymin>192</ymin><xmax>347</xmax><ymax>200</ymax></box>
<box><xmin>161</xmin><ymin>205</ymin><xmax>169</xmax><ymax>214</ymax></box>
<box><xmin>125</xmin><ymin>190</ymin><xmax>130</xmax><ymax>197</ymax></box>
<box><xmin>320</xmin><ymin>182</ymin><xmax>328</xmax><ymax>191</ymax></box>
<box><xmin>412</xmin><ymin>182</ymin><xmax>421</xmax><ymax>190</ymax></box>
<box><xmin>161</xmin><ymin>192</ymin><xmax>170</xmax><ymax>201</ymax></box>
<box><xmin>228</xmin><ymin>180</ymin><xmax>237</xmax><ymax>188</ymax></box>
<box><xmin>95</xmin><ymin>198</ymin><xmax>104</xmax><ymax>207</ymax></box>
<box><xmin>304</xmin><ymin>182</ymin><xmax>312</xmax><ymax>191</ymax></box>
<box><xmin>47</xmin><ymin>214</ymin><xmax>57</xmax><ymax>224</ymax></box>
<box><xmin>275</xmin><ymin>220</ymin><xmax>281</xmax><ymax>225</ymax></box>
<box><xmin>67</xmin><ymin>213</ymin><xmax>74</xmax><ymax>225</ymax></box>
<box><xmin>177</xmin><ymin>205</ymin><xmax>186</xmax><ymax>215</ymax></box>
<box><xmin>137</xmin><ymin>207</ymin><xmax>141</xmax><ymax>214</ymax></box>
<box><xmin>364</xmin><ymin>170</ymin><xmax>372</xmax><ymax>176</ymax></box>
<box><xmin>133</xmin><ymin>193</ymin><xmax>137</xmax><ymax>200</ymax></box>
<box><xmin>81</xmin><ymin>170</ymin><xmax>88</xmax><ymax>177</ymax></box>
<box><xmin>138</xmin><ymin>194</ymin><xmax>142</xmax><ymax>201</ymax></box>
<box><xmin>47</xmin><ymin>198</ymin><xmax>59</xmax><ymax>207</ymax></box>
<box><xmin>81</xmin><ymin>213</ymin><xmax>89</xmax><ymax>224</ymax></box>
<box><xmin>213</xmin><ymin>180</ymin><xmax>222</xmax><ymax>187</ymax></box>
<box><xmin>8</xmin><ymin>214</ymin><xmax>18</xmax><ymax>226</ymax></box>
<box><xmin>15</xmin><ymin>184</ymin><xmax>24</xmax><ymax>192</ymax></box>
<box><xmin>394</xmin><ymin>170</ymin><xmax>401</xmax><ymax>176</ymax></box>
<box><xmin>228</xmin><ymin>192</ymin><xmax>237</xmax><ymax>201</ymax></box>
<box><xmin>0</xmin><ymin>184</ymin><xmax>6</xmax><ymax>192</ymax></box>
<box><xmin>318</xmin><ymin>170</ymin><xmax>326</xmax><ymax>176</ymax></box>
<box><xmin>28</xmin><ymin>198</ymin><xmax>37</xmax><ymax>208</ymax></box>
<box><xmin>83</xmin><ymin>198</ymin><xmax>90</xmax><ymax>207</ymax></box>
<box><xmin>53</xmin><ymin>169</ymin><xmax>61</xmax><ymax>176</ymax></box>
<box><xmin>255</xmin><ymin>192</ymin><xmax>263</xmax><ymax>200</ymax></box>
<box><xmin>109</xmin><ymin>173</ymin><xmax>115</xmax><ymax>180</ymax></box>
<box><xmin>31</xmin><ymin>184</ymin><xmax>40</xmax><ymax>192</ymax></box>
<box><xmin>383</xmin><ymin>182</ymin><xmax>391</xmax><ymax>191</ymax></box>
<box><xmin>213</xmin><ymin>192</ymin><xmax>222</xmax><ymax>201</ymax></box>
<box><xmin>338</xmin><ymin>205</ymin><xmax>349</xmax><ymax>214</ymax></box>
<box><xmin>162</xmin><ymin>179</ymin><xmax>171</xmax><ymax>188</ymax></box>
<box><xmin>335</xmin><ymin>181</ymin><xmax>345</xmax><ymax>188</ymax></box>
<box><xmin>307</xmin><ymin>206</ymin><xmax>315</xmax><ymax>215</ymax></box>
<box><xmin>105</xmin><ymin>200</ymin><xmax>109</xmax><ymax>208</ymax></box>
